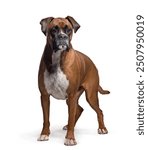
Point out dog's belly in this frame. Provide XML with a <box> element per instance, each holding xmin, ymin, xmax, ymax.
<box><xmin>44</xmin><ymin>68</ymin><xmax>69</xmax><ymax>100</ymax></box>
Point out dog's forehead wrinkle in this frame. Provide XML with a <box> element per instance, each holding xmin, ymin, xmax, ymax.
<box><xmin>51</xmin><ymin>18</ymin><xmax>71</xmax><ymax>28</ymax></box>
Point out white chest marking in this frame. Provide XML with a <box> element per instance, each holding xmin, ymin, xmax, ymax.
<box><xmin>44</xmin><ymin>50</ymin><xmax>69</xmax><ymax>100</ymax></box>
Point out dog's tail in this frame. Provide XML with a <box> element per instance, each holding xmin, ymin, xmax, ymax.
<box><xmin>98</xmin><ymin>85</ymin><xmax>110</xmax><ymax>95</ymax></box>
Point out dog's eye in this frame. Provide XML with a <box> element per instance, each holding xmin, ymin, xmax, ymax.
<box><xmin>64</xmin><ymin>26</ymin><xmax>72</xmax><ymax>34</ymax></box>
<box><xmin>66</xmin><ymin>28</ymin><xmax>72</xmax><ymax>34</ymax></box>
<box><xmin>51</xmin><ymin>28</ymin><xmax>56</xmax><ymax>34</ymax></box>
<box><xmin>51</xmin><ymin>26</ymin><xmax>59</xmax><ymax>34</ymax></box>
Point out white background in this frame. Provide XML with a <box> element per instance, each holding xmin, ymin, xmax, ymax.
<box><xmin>0</xmin><ymin>0</ymin><xmax>147</xmax><ymax>149</ymax></box>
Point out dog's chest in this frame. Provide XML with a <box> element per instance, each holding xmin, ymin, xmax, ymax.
<box><xmin>44</xmin><ymin>51</ymin><xmax>69</xmax><ymax>100</ymax></box>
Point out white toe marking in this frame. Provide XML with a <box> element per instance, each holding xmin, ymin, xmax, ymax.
<box><xmin>98</xmin><ymin>129</ymin><xmax>102</xmax><ymax>134</ymax></box>
<box><xmin>70</xmin><ymin>139</ymin><xmax>74</xmax><ymax>145</ymax></box>
<box><xmin>64</xmin><ymin>138</ymin><xmax>77</xmax><ymax>146</ymax></box>
<box><xmin>98</xmin><ymin>128</ymin><xmax>108</xmax><ymax>134</ymax></box>
<box><xmin>37</xmin><ymin>135</ymin><xmax>49</xmax><ymax>141</ymax></box>
<box><xmin>102</xmin><ymin>129</ymin><xmax>106</xmax><ymax>133</ymax></box>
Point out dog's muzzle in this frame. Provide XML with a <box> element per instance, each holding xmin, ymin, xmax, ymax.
<box><xmin>54</xmin><ymin>33</ymin><xmax>69</xmax><ymax>51</ymax></box>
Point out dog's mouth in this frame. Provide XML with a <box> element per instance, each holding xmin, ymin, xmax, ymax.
<box><xmin>53</xmin><ymin>40</ymin><xmax>69</xmax><ymax>52</ymax></box>
<box><xmin>58</xmin><ymin>44</ymin><xmax>67</xmax><ymax>50</ymax></box>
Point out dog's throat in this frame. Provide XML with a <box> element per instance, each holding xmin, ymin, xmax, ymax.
<box><xmin>43</xmin><ymin>44</ymin><xmax>53</xmax><ymax>73</ymax></box>
<box><xmin>43</xmin><ymin>45</ymin><xmax>64</xmax><ymax>73</ymax></box>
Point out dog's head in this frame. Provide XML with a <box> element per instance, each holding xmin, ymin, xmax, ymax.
<box><xmin>40</xmin><ymin>16</ymin><xmax>80</xmax><ymax>52</ymax></box>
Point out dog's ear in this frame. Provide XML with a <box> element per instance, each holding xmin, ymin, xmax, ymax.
<box><xmin>40</xmin><ymin>17</ymin><xmax>54</xmax><ymax>35</ymax></box>
<box><xmin>66</xmin><ymin>16</ymin><xmax>80</xmax><ymax>33</ymax></box>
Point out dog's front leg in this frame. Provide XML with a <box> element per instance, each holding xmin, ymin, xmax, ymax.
<box><xmin>64</xmin><ymin>94</ymin><xmax>77</xmax><ymax>146</ymax></box>
<box><xmin>38</xmin><ymin>94</ymin><xmax>50</xmax><ymax>141</ymax></box>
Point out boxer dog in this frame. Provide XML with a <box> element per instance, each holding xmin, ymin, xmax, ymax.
<box><xmin>37</xmin><ymin>16</ymin><xmax>110</xmax><ymax>146</ymax></box>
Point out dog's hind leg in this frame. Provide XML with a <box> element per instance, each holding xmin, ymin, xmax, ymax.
<box><xmin>85</xmin><ymin>88</ymin><xmax>108</xmax><ymax>134</ymax></box>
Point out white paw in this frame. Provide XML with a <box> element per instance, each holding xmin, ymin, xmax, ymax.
<box><xmin>64</xmin><ymin>138</ymin><xmax>77</xmax><ymax>146</ymax></box>
<box><xmin>37</xmin><ymin>135</ymin><xmax>49</xmax><ymax>141</ymax></box>
<box><xmin>98</xmin><ymin>128</ymin><xmax>108</xmax><ymax>134</ymax></box>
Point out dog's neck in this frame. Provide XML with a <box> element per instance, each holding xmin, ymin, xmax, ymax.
<box><xmin>43</xmin><ymin>43</ymin><xmax>67</xmax><ymax>73</ymax></box>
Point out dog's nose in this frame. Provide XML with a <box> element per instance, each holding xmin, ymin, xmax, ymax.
<box><xmin>58</xmin><ymin>34</ymin><xmax>68</xmax><ymax>40</ymax></box>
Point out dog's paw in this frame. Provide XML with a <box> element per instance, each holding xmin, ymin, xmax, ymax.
<box><xmin>64</xmin><ymin>138</ymin><xmax>77</xmax><ymax>146</ymax></box>
<box><xmin>63</xmin><ymin>125</ymin><xmax>68</xmax><ymax>130</ymax></box>
<box><xmin>98</xmin><ymin>128</ymin><xmax>108</xmax><ymax>134</ymax></box>
<box><xmin>37</xmin><ymin>135</ymin><xmax>49</xmax><ymax>141</ymax></box>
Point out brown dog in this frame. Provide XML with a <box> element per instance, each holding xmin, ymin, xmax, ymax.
<box><xmin>37</xmin><ymin>16</ymin><xmax>110</xmax><ymax>146</ymax></box>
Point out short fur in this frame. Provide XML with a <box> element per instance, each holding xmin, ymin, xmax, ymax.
<box><xmin>38</xmin><ymin>16</ymin><xmax>110</xmax><ymax>146</ymax></box>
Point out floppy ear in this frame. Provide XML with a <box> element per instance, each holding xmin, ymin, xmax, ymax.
<box><xmin>66</xmin><ymin>16</ymin><xmax>80</xmax><ymax>33</ymax></box>
<box><xmin>40</xmin><ymin>17</ymin><xmax>54</xmax><ymax>35</ymax></box>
